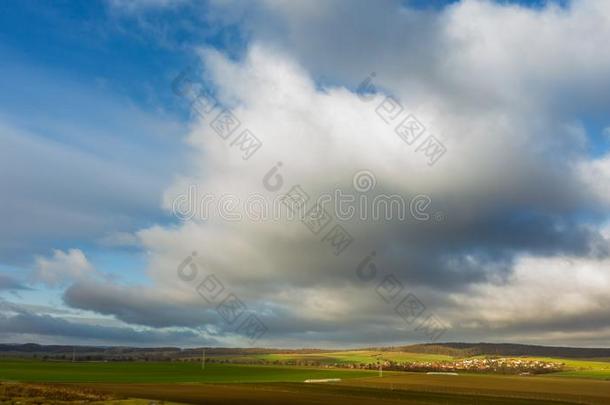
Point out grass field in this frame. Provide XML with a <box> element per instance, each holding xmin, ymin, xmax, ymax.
<box><xmin>0</xmin><ymin>359</ymin><xmax>376</xmax><ymax>383</ymax></box>
<box><xmin>504</xmin><ymin>356</ymin><xmax>610</xmax><ymax>379</ymax></box>
<box><xmin>214</xmin><ymin>350</ymin><xmax>454</xmax><ymax>364</ymax></box>
<box><xmin>70</xmin><ymin>381</ymin><xmax>587</xmax><ymax>405</ymax></box>
<box><xmin>40</xmin><ymin>373</ymin><xmax>610</xmax><ymax>404</ymax></box>
<box><xmin>3</xmin><ymin>358</ymin><xmax>610</xmax><ymax>404</ymax></box>
<box><xmin>338</xmin><ymin>372</ymin><xmax>610</xmax><ymax>404</ymax></box>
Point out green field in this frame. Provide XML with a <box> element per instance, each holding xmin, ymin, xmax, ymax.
<box><xmin>547</xmin><ymin>358</ymin><xmax>610</xmax><ymax>379</ymax></box>
<box><xmin>211</xmin><ymin>350</ymin><xmax>610</xmax><ymax>380</ymax></box>
<box><xmin>213</xmin><ymin>350</ymin><xmax>453</xmax><ymax>364</ymax></box>
<box><xmin>494</xmin><ymin>356</ymin><xmax>610</xmax><ymax>380</ymax></box>
<box><xmin>3</xmin><ymin>358</ymin><xmax>610</xmax><ymax>404</ymax></box>
<box><xmin>0</xmin><ymin>359</ymin><xmax>376</xmax><ymax>383</ymax></box>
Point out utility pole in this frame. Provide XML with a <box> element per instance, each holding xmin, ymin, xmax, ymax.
<box><xmin>375</xmin><ymin>354</ymin><xmax>383</xmax><ymax>378</ymax></box>
<box><xmin>72</xmin><ymin>347</ymin><xmax>76</xmax><ymax>363</ymax></box>
<box><xmin>201</xmin><ymin>348</ymin><xmax>205</xmax><ymax>370</ymax></box>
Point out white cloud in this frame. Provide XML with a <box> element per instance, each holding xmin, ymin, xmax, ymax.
<box><xmin>579</xmin><ymin>154</ymin><xmax>610</xmax><ymax>206</ymax></box>
<box><xmin>452</xmin><ymin>253</ymin><xmax>610</xmax><ymax>326</ymax></box>
<box><xmin>33</xmin><ymin>249</ymin><xmax>95</xmax><ymax>287</ymax></box>
<box><xmin>106</xmin><ymin>0</ymin><xmax>187</xmax><ymax>13</ymax></box>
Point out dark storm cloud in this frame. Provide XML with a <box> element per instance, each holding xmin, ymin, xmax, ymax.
<box><xmin>377</xmin><ymin>210</ymin><xmax>609</xmax><ymax>289</ymax></box>
<box><xmin>63</xmin><ymin>281</ymin><xmax>218</xmax><ymax>328</ymax></box>
<box><xmin>0</xmin><ymin>311</ymin><xmax>205</xmax><ymax>345</ymax></box>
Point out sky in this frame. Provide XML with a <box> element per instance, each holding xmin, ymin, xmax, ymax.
<box><xmin>1</xmin><ymin>0</ymin><xmax>610</xmax><ymax>348</ymax></box>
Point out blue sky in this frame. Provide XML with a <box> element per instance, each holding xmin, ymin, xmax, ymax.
<box><xmin>2</xmin><ymin>0</ymin><xmax>610</xmax><ymax>348</ymax></box>
<box><xmin>0</xmin><ymin>0</ymin><xmax>195</xmax><ymax>322</ymax></box>
<box><xmin>0</xmin><ymin>1</ymin><xmax>190</xmax><ymax>263</ymax></box>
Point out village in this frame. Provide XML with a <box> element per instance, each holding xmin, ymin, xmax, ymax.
<box><xmin>203</xmin><ymin>354</ymin><xmax>566</xmax><ymax>375</ymax></box>
<box><xmin>341</xmin><ymin>357</ymin><xmax>565</xmax><ymax>374</ymax></box>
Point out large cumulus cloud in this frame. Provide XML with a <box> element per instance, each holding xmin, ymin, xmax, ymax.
<box><xmin>20</xmin><ymin>0</ymin><xmax>610</xmax><ymax>347</ymax></box>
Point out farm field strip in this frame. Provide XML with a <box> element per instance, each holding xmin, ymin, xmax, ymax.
<box><xmin>61</xmin><ymin>382</ymin><xmax>584</xmax><ymax>405</ymax></box>
<box><xmin>211</xmin><ymin>350</ymin><xmax>454</xmax><ymax>364</ymax></box>
<box><xmin>339</xmin><ymin>373</ymin><xmax>610</xmax><ymax>404</ymax></box>
<box><xmin>0</xmin><ymin>359</ymin><xmax>377</xmax><ymax>383</ymax></box>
